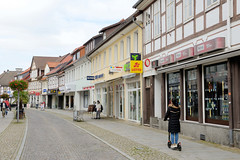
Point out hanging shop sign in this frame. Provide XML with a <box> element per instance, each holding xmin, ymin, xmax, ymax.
<box><xmin>29</xmin><ymin>91</ymin><xmax>35</xmax><ymax>95</ymax></box>
<box><xmin>159</xmin><ymin>54</ymin><xmax>175</xmax><ymax>66</ymax></box>
<box><xmin>95</xmin><ymin>74</ymin><xmax>104</xmax><ymax>80</ymax></box>
<box><xmin>130</xmin><ymin>61</ymin><xmax>143</xmax><ymax>73</ymax></box>
<box><xmin>130</xmin><ymin>53</ymin><xmax>141</xmax><ymax>61</ymax></box>
<box><xmin>58</xmin><ymin>91</ymin><xmax>63</xmax><ymax>96</ymax></box>
<box><xmin>42</xmin><ymin>89</ymin><xmax>47</xmax><ymax>93</ymax></box>
<box><xmin>124</xmin><ymin>62</ymin><xmax>130</xmax><ymax>71</ymax></box>
<box><xmin>110</xmin><ymin>66</ymin><xmax>123</xmax><ymax>72</ymax></box>
<box><xmin>35</xmin><ymin>92</ymin><xmax>40</xmax><ymax>96</ymax></box>
<box><xmin>87</xmin><ymin>76</ymin><xmax>95</xmax><ymax>80</ymax></box>
<box><xmin>48</xmin><ymin>89</ymin><xmax>57</xmax><ymax>94</ymax></box>
<box><xmin>194</xmin><ymin>37</ymin><xmax>225</xmax><ymax>55</ymax></box>
<box><xmin>151</xmin><ymin>60</ymin><xmax>159</xmax><ymax>68</ymax></box>
<box><xmin>144</xmin><ymin>59</ymin><xmax>151</xmax><ymax>67</ymax></box>
<box><xmin>175</xmin><ymin>47</ymin><xmax>194</xmax><ymax>61</ymax></box>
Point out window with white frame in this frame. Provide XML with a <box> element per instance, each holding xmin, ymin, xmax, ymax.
<box><xmin>134</xmin><ymin>31</ymin><xmax>139</xmax><ymax>52</ymax></box>
<box><xmin>95</xmin><ymin>56</ymin><xmax>98</xmax><ymax>71</ymax></box>
<box><xmin>104</xmin><ymin>51</ymin><xmax>106</xmax><ymax>67</ymax></box>
<box><xmin>145</xmin><ymin>10</ymin><xmax>151</xmax><ymax>42</ymax></box>
<box><xmin>114</xmin><ymin>45</ymin><xmax>118</xmax><ymax>63</ymax></box>
<box><xmin>120</xmin><ymin>41</ymin><xmax>124</xmax><ymax>61</ymax></box>
<box><xmin>206</xmin><ymin>0</ymin><xmax>219</xmax><ymax>9</ymax></box>
<box><xmin>167</xmin><ymin>0</ymin><xmax>175</xmax><ymax>31</ymax></box>
<box><xmin>99</xmin><ymin>54</ymin><xmax>101</xmax><ymax>69</ymax></box>
<box><xmin>183</xmin><ymin>0</ymin><xmax>194</xmax><ymax>22</ymax></box>
<box><xmin>154</xmin><ymin>0</ymin><xmax>160</xmax><ymax>37</ymax></box>
<box><xmin>92</xmin><ymin>59</ymin><xmax>95</xmax><ymax>73</ymax></box>
<box><xmin>81</xmin><ymin>65</ymin><xmax>83</xmax><ymax>79</ymax></box>
<box><xmin>127</xmin><ymin>36</ymin><xmax>131</xmax><ymax>58</ymax></box>
<box><xmin>109</xmin><ymin>48</ymin><xmax>112</xmax><ymax>65</ymax></box>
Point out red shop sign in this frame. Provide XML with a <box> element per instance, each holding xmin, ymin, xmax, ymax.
<box><xmin>144</xmin><ymin>59</ymin><xmax>151</xmax><ymax>67</ymax></box>
<box><xmin>175</xmin><ymin>47</ymin><xmax>194</xmax><ymax>61</ymax></box>
<box><xmin>159</xmin><ymin>54</ymin><xmax>175</xmax><ymax>66</ymax></box>
<box><xmin>194</xmin><ymin>37</ymin><xmax>225</xmax><ymax>55</ymax></box>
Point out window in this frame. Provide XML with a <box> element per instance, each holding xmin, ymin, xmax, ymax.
<box><xmin>114</xmin><ymin>44</ymin><xmax>118</xmax><ymax>63</ymax></box>
<box><xmin>145</xmin><ymin>11</ymin><xmax>151</xmax><ymax>42</ymax></box>
<box><xmin>167</xmin><ymin>72</ymin><xmax>180</xmax><ymax>106</ymax></box>
<box><xmin>92</xmin><ymin>59</ymin><xmax>95</xmax><ymax>73</ymax></box>
<box><xmin>204</xmin><ymin>63</ymin><xmax>228</xmax><ymax>125</ymax></box>
<box><xmin>154</xmin><ymin>0</ymin><xmax>160</xmax><ymax>37</ymax></box>
<box><xmin>186</xmin><ymin>69</ymin><xmax>198</xmax><ymax>121</ymax></box>
<box><xmin>206</xmin><ymin>0</ymin><xmax>218</xmax><ymax>8</ymax></box>
<box><xmin>109</xmin><ymin>48</ymin><xmax>112</xmax><ymax>65</ymax></box>
<box><xmin>120</xmin><ymin>41</ymin><xmax>124</xmax><ymax>61</ymax></box>
<box><xmin>104</xmin><ymin>51</ymin><xmax>106</xmax><ymax>67</ymax></box>
<box><xmin>127</xmin><ymin>36</ymin><xmax>131</xmax><ymax>58</ymax></box>
<box><xmin>134</xmin><ymin>31</ymin><xmax>139</xmax><ymax>52</ymax></box>
<box><xmin>183</xmin><ymin>0</ymin><xmax>194</xmax><ymax>22</ymax></box>
<box><xmin>167</xmin><ymin>0</ymin><xmax>175</xmax><ymax>31</ymax></box>
<box><xmin>99</xmin><ymin>54</ymin><xmax>101</xmax><ymax>69</ymax></box>
<box><xmin>103</xmin><ymin>32</ymin><xmax>106</xmax><ymax>39</ymax></box>
<box><xmin>95</xmin><ymin>56</ymin><xmax>98</xmax><ymax>71</ymax></box>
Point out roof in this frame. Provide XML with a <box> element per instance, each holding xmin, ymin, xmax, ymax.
<box><xmin>87</xmin><ymin>11</ymin><xmax>140</xmax><ymax>57</ymax></box>
<box><xmin>71</xmin><ymin>46</ymin><xmax>85</xmax><ymax>55</ymax></box>
<box><xmin>132</xmin><ymin>0</ymin><xmax>143</xmax><ymax>8</ymax></box>
<box><xmin>22</xmin><ymin>73</ymin><xmax>30</xmax><ymax>81</ymax></box>
<box><xmin>46</xmin><ymin>54</ymin><xmax>72</xmax><ymax>76</ymax></box>
<box><xmin>0</xmin><ymin>70</ymin><xmax>22</xmax><ymax>86</ymax></box>
<box><xmin>20</xmin><ymin>67</ymin><xmax>30</xmax><ymax>75</ymax></box>
<box><xmin>83</xmin><ymin>34</ymin><xmax>103</xmax><ymax>46</ymax></box>
<box><xmin>47</xmin><ymin>62</ymin><xmax>60</xmax><ymax>68</ymax></box>
<box><xmin>99</xmin><ymin>19</ymin><xmax>125</xmax><ymax>33</ymax></box>
<box><xmin>31</xmin><ymin>56</ymin><xmax>60</xmax><ymax>70</ymax></box>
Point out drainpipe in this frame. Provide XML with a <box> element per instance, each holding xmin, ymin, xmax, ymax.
<box><xmin>227</xmin><ymin>0</ymin><xmax>234</xmax><ymax>147</ymax></box>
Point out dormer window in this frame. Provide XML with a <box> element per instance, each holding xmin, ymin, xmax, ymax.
<box><xmin>103</xmin><ymin>32</ymin><xmax>106</xmax><ymax>39</ymax></box>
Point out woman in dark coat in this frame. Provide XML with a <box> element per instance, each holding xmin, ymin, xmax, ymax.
<box><xmin>164</xmin><ymin>99</ymin><xmax>180</xmax><ymax>148</ymax></box>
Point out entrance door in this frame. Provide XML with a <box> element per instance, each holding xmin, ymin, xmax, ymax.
<box><xmin>48</xmin><ymin>95</ymin><xmax>52</xmax><ymax>109</ymax></box>
<box><xmin>58</xmin><ymin>96</ymin><xmax>64</xmax><ymax>109</ymax></box>
<box><xmin>145</xmin><ymin>88</ymin><xmax>151</xmax><ymax>124</ymax></box>
<box><xmin>108</xmin><ymin>86</ymin><xmax>113</xmax><ymax>117</ymax></box>
<box><xmin>116</xmin><ymin>84</ymin><xmax>124</xmax><ymax>119</ymax></box>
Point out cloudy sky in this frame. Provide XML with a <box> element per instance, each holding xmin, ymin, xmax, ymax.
<box><xmin>0</xmin><ymin>0</ymin><xmax>137</xmax><ymax>74</ymax></box>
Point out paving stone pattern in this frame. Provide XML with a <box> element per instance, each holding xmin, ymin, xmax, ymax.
<box><xmin>50</xmin><ymin>112</ymin><xmax>176</xmax><ymax>160</ymax></box>
<box><xmin>0</xmin><ymin>119</ymin><xmax>26</xmax><ymax>160</ymax></box>
<box><xmin>20</xmin><ymin>110</ymin><xmax>128</xmax><ymax>160</ymax></box>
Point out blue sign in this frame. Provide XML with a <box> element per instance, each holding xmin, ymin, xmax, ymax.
<box><xmin>95</xmin><ymin>74</ymin><xmax>104</xmax><ymax>80</ymax></box>
<box><xmin>130</xmin><ymin>53</ymin><xmax>141</xmax><ymax>61</ymax></box>
<box><xmin>7</xmin><ymin>91</ymin><xmax>11</xmax><ymax>94</ymax></box>
<box><xmin>43</xmin><ymin>89</ymin><xmax>47</xmax><ymax>93</ymax></box>
<box><xmin>87</xmin><ymin>76</ymin><xmax>95</xmax><ymax>80</ymax></box>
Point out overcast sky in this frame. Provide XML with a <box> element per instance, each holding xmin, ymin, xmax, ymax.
<box><xmin>0</xmin><ymin>0</ymin><xmax>137</xmax><ymax>74</ymax></box>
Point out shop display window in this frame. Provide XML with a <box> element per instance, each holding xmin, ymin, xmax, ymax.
<box><xmin>186</xmin><ymin>69</ymin><xmax>198</xmax><ymax>121</ymax></box>
<box><xmin>167</xmin><ymin>72</ymin><xmax>181</xmax><ymax>106</ymax></box>
<box><xmin>204</xmin><ymin>63</ymin><xmax>229</xmax><ymax>125</ymax></box>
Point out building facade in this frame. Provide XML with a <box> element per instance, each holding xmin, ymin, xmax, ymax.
<box><xmin>134</xmin><ymin>0</ymin><xmax>240</xmax><ymax>147</ymax></box>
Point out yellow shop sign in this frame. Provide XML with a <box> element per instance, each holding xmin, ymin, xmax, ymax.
<box><xmin>130</xmin><ymin>61</ymin><xmax>143</xmax><ymax>73</ymax></box>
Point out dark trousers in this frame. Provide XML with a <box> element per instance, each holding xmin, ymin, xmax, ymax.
<box><xmin>96</xmin><ymin>111</ymin><xmax>101</xmax><ymax>119</ymax></box>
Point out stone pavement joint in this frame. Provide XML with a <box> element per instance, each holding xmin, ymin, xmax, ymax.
<box><xmin>47</xmin><ymin>111</ymin><xmax>176</xmax><ymax>160</ymax></box>
<box><xmin>0</xmin><ymin>118</ymin><xmax>26</xmax><ymax>160</ymax></box>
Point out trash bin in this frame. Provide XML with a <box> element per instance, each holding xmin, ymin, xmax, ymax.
<box><xmin>73</xmin><ymin>110</ymin><xmax>84</xmax><ymax>122</ymax></box>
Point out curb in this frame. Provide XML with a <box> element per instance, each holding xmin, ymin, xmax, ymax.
<box><xmin>15</xmin><ymin>117</ymin><xmax>28</xmax><ymax>160</ymax></box>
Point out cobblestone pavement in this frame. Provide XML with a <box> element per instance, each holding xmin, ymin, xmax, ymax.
<box><xmin>0</xmin><ymin>113</ymin><xmax>26</xmax><ymax>160</ymax></box>
<box><xmin>20</xmin><ymin>109</ymin><xmax>129</xmax><ymax>160</ymax></box>
<box><xmin>45</xmin><ymin>109</ymin><xmax>240</xmax><ymax>160</ymax></box>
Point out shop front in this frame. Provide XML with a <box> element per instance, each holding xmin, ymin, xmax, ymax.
<box><xmin>47</xmin><ymin>89</ymin><xmax>57</xmax><ymax>109</ymax></box>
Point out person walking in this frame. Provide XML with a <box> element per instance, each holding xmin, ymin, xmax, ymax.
<box><xmin>96</xmin><ymin>100</ymin><xmax>102</xmax><ymax>119</ymax></box>
<box><xmin>164</xmin><ymin>99</ymin><xmax>181</xmax><ymax>148</ymax></box>
<box><xmin>1</xmin><ymin>100</ymin><xmax>7</xmax><ymax>118</ymax></box>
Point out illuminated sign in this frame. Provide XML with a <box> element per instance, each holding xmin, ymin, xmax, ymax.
<box><xmin>110</xmin><ymin>66</ymin><xmax>123</xmax><ymax>72</ymax></box>
<box><xmin>124</xmin><ymin>62</ymin><xmax>130</xmax><ymax>71</ymax></box>
<box><xmin>130</xmin><ymin>61</ymin><xmax>143</xmax><ymax>73</ymax></box>
<box><xmin>95</xmin><ymin>74</ymin><xmax>104</xmax><ymax>79</ymax></box>
<box><xmin>87</xmin><ymin>76</ymin><xmax>95</xmax><ymax>80</ymax></box>
<box><xmin>130</xmin><ymin>53</ymin><xmax>141</xmax><ymax>61</ymax></box>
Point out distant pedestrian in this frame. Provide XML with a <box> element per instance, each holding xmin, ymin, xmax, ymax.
<box><xmin>95</xmin><ymin>100</ymin><xmax>102</xmax><ymax>119</ymax></box>
<box><xmin>1</xmin><ymin>100</ymin><xmax>7</xmax><ymax>118</ymax></box>
<box><xmin>40</xmin><ymin>102</ymin><xmax>44</xmax><ymax>111</ymax></box>
<box><xmin>164</xmin><ymin>99</ymin><xmax>181</xmax><ymax>148</ymax></box>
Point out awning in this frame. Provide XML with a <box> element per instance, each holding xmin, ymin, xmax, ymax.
<box><xmin>122</xmin><ymin>73</ymin><xmax>136</xmax><ymax>79</ymax></box>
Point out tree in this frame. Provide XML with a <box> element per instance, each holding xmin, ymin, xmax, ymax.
<box><xmin>9</xmin><ymin>80</ymin><xmax>28</xmax><ymax>122</ymax></box>
<box><xmin>13</xmin><ymin>91</ymin><xmax>29</xmax><ymax>110</ymax></box>
<box><xmin>0</xmin><ymin>93</ymin><xmax>9</xmax><ymax>99</ymax></box>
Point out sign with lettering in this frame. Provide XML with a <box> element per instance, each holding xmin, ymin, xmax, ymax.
<box><xmin>144</xmin><ymin>59</ymin><xmax>151</xmax><ymax>67</ymax></box>
<box><xmin>87</xmin><ymin>76</ymin><xmax>95</xmax><ymax>80</ymax></box>
<box><xmin>95</xmin><ymin>74</ymin><xmax>104</xmax><ymax>80</ymax></box>
<box><xmin>83</xmin><ymin>86</ymin><xmax>95</xmax><ymax>90</ymax></box>
<box><xmin>175</xmin><ymin>47</ymin><xmax>194</xmax><ymax>61</ymax></box>
<box><xmin>159</xmin><ymin>54</ymin><xmax>175</xmax><ymax>66</ymax></box>
<box><xmin>110</xmin><ymin>66</ymin><xmax>123</xmax><ymax>72</ymax></box>
<box><xmin>130</xmin><ymin>53</ymin><xmax>141</xmax><ymax>61</ymax></box>
<box><xmin>130</xmin><ymin>61</ymin><xmax>143</xmax><ymax>73</ymax></box>
<box><xmin>194</xmin><ymin>37</ymin><xmax>225</xmax><ymax>55</ymax></box>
